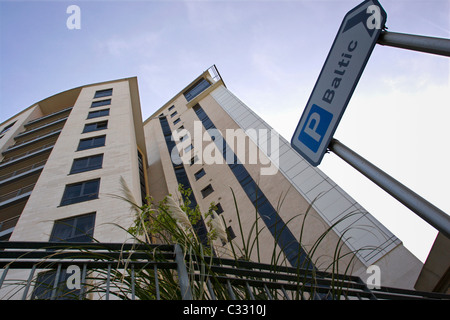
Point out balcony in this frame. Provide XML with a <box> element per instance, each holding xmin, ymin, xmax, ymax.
<box><xmin>0</xmin><ymin>183</ymin><xmax>34</xmax><ymax>208</ymax></box>
<box><xmin>0</xmin><ymin>144</ymin><xmax>54</xmax><ymax>167</ymax></box>
<box><xmin>24</xmin><ymin>107</ymin><xmax>72</xmax><ymax>131</ymax></box>
<box><xmin>0</xmin><ymin>241</ymin><xmax>448</xmax><ymax>300</ymax></box>
<box><xmin>16</xmin><ymin>117</ymin><xmax>67</xmax><ymax>140</ymax></box>
<box><xmin>0</xmin><ymin>160</ymin><xmax>46</xmax><ymax>183</ymax></box>
<box><xmin>5</xmin><ymin>129</ymin><xmax>61</xmax><ymax>154</ymax></box>
<box><xmin>0</xmin><ymin>215</ymin><xmax>20</xmax><ymax>240</ymax></box>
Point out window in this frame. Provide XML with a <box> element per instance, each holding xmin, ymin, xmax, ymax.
<box><xmin>201</xmin><ymin>184</ymin><xmax>214</xmax><ymax>198</ymax></box>
<box><xmin>183</xmin><ymin>78</ymin><xmax>211</xmax><ymax>102</ymax></box>
<box><xmin>194</xmin><ymin>168</ymin><xmax>206</xmax><ymax>180</ymax></box>
<box><xmin>137</xmin><ymin>151</ymin><xmax>147</xmax><ymax>205</ymax></box>
<box><xmin>77</xmin><ymin>135</ymin><xmax>105</xmax><ymax>151</ymax></box>
<box><xmin>50</xmin><ymin>213</ymin><xmax>96</xmax><ymax>242</ymax></box>
<box><xmin>82</xmin><ymin>120</ymin><xmax>108</xmax><ymax>133</ymax></box>
<box><xmin>0</xmin><ymin>121</ymin><xmax>16</xmax><ymax>134</ymax></box>
<box><xmin>32</xmin><ymin>269</ymin><xmax>79</xmax><ymax>300</ymax></box>
<box><xmin>32</xmin><ymin>213</ymin><xmax>96</xmax><ymax>300</ymax></box>
<box><xmin>70</xmin><ymin>154</ymin><xmax>103</xmax><ymax>174</ymax></box>
<box><xmin>168</xmin><ymin>105</ymin><xmax>175</xmax><ymax>111</ymax></box>
<box><xmin>60</xmin><ymin>179</ymin><xmax>100</xmax><ymax>206</ymax></box>
<box><xmin>94</xmin><ymin>88</ymin><xmax>112</xmax><ymax>98</ymax></box>
<box><xmin>170</xmin><ymin>111</ymin><xmax>178</xmax><ymax>118</ymax></box>
<box><xmin>87</xmin><ymin>109</ymin><xmax>109</xmax><ymax>119</ymax></box>
<box><xmin>184</xmin><ymin>144</ymin><xmax>193</xmax><ymax>153</ymax></box>
<box><xmin>215</xmin><ymin>203</ymin><xmax>224</xmax><ymax>214</ymax></box>
<box><xmin>91</xmin><ymin>99</ymin><xmax>111</xmax><ymax>108</ymax></box>
<box><xmin>226</xmin><ymin>226</ymin><xmax>236</xmax><ymax>241</ymax></box>
<box><xmin>190</xmin><ymin>155</ymin><xmax>199</xmax><ymax>165</ymax></box>
<box><xmin>173</xmin><ymin>118</ymin><xmax>181</xmax><ymax>125</ymax></box>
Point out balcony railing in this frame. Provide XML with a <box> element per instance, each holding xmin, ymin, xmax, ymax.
<box><xmin>0</xmin><ymin>144</ymin><xmax>54</xmax><ymax>165</ymax></box>
<box><xmin>0</xmin><ymin>160</ymin><xmax>46</xmax><ymax>182</ymax></box>
<box><xmin>0</xmin><ymin>183</ymin><xmax>35</xmax><ymax>204</ymax></box>
<box><xmin>16</xmin><ymin>118</ymin><xmax>66</xmax><ymax>141</ymax></box>
<box><xmin>0</xmin><ymin>241</ymin><xmax>448</xmax><ymax>300</ymax></box>
<box><xmin>10</xmin><ymin>129</ymin><xmax>62</xmax><ymax>150</ymax></box>
<box><xmin>0</xmin><ymin>215</ymin><xmax>20</xmax><ymax>233</ymax></box>
<box><xmin>24</xmin><ymin>107</ymin><xmax>72</xmax><ymax>129</ymax></box>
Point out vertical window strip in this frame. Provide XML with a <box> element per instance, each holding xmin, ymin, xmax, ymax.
<box><xmin>159</xmin><ymin>116</ymin><xmax>209</xmax><ymax>245</ymax></box>
<box><xmin>193</xmin><ymin>104</ymin><xmax>313</xmax><ymax>268</ymax></box>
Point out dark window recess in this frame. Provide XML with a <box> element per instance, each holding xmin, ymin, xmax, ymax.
<box><xmin>168</xmin><ymin>105</ymin><xmax>175</xmax><ymax>111</ymax></box>
<box><xmin>170</xmin><ymin>111</ymin><xmax>178</xmax><ymax>118</ymax></box>
<box><xmin>94</xmin><ymin>89</ymin><xmax>112</xmax><ymax>98</ymax></box>
<box><xmin>173</xmin><ymin>118</ymin><xmax>181</xmax><ymax>125</ymax></box>
<box><xmin>60</xmin><ymin>179</ymin><xmax>100</xmax><ymax>206</ymax></box>
<box><xmin>87</xmin><ymin>109</ymin><xmax>109</xmax><ymax>119</ymax></box>
<box><xmin>190</xmin><ymin>155</ymin><xmax>199</xmax><ymax>165</ymax></box>
<box><xmin>0</xmin><ymin>121</ymin><xmax>16</xmax><ymax>134</ymax></box>
<box><xmin>77</xmin><ymin>135</ymin><xmax>105</xmax><ymax>151</ymax></box>
<box><xmin>184</xmin><ymin>144</ymin><xmax>193</xmax><ymax>153</ymax></box>
<box><xmin>138</xmin><ymin>151</ymin><xmax>147</xmax><ymax>205</ymax></box>
<box><xmin>201</xmin><ymin>184</ymin><xmax>214</xmax><ymax>198</ymax></box>
<box><xmin>194</xmin><ymin>168</ymin><xmax>206</xmax><ymax>180</ymax></box>
<box><xmin>70</xmin><ymin>154</ymin><xmax>103</xmax><ymax>174</ymax></box>
<box><xmin>83</xmin><ymin>121</ymin><xmax>108</xmax><ymax>133</ymax></box>
<box><xmin>159</xmin><ymin>116</ymin><xmax>208</xmax><ymax>245</ymax></box>
<box><xmin>91</xmin><ymin>99</ymin><xmax>111</xmax><ymax>108</ymax></box>
<box><xmin>226</xmin><ymin>226</ymin><xmax>236</xmax><ymax>242</ymax></box>
<box><xmin>215</xmin><ymin>203</ymin><xmax>224</xmax><ymax>214</ymax></box>
<box><xmin>183</xmin><ymin>78</ymin><xmax>211</xmax><ymax>102</ymax></box>
<box><xmin>32</xmin><ymin>269</ymin><xmax>79</xmax><ymax>300</ymax></box>
<box><xmin>50</xmin><ymin>213</ymin><xmax>96</xmax><ymax>243</ymax></box>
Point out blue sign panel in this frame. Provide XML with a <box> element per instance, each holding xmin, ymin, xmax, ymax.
<box><xmin>298</xmin><ymin>104</ymin><xmax>333</xmax><ymax>153</ymax></box>
<box><xmin>291</xmin><ymin>0</ymin><xmax>387</xmax><ymax>166</ymax></box>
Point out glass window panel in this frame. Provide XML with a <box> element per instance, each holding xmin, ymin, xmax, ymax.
<box><xmin>88</xmin><ymin>154</ymin><xmax>103</xmax><ymax>168</ymax></box>
<box><xmin>87</xmin><ymin>109</ymin><xmax>109</xmax><ymax>119</ymax></box>
<box><xmin>91</xmin><ymin>99</ymin><xmax>111</xmax><ymax>108</ymax></box>
<box><xmin>65</xmin><ymin>184</ymin><xmax>82</xmax><ymax>199</ymax></box>
<box><xmin>194</xmin><ymin>168</ymin><xmax>206</xmax><ymax>180</ymax></box>
<box><xmin>61</xmin><ymin>180</ymin><xmax>100</xmax><ymax>206</ymax></box>
<box><xmin>50</xmin><ymin>221</ymin><xmax>75</xmax><ymax>242</ymax></box>
<box><xmin>94</xmin><ymin>89</ymin><xmax>112</xmax><ymax>98</ymax></box>
<box><xmin>82</xmin><ymin>180</ymin><xmax>100</xmax><ymax>195</ymax></box>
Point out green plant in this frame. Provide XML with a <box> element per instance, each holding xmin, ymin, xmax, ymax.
<box><xmin>2</xmin><ymin>179</ymin><xmax>382</xmax><ymax>300</ymax></box>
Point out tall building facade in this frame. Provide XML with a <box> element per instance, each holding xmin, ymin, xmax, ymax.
<box><xmin>0</xmin><ymin>66</ymin><xmax>425</xmax><ymax>294</ymax></box>
<box><xmin>0</xmin><ymin>77</ymin><xmax>146</xmax><ymax>245</ymax></box>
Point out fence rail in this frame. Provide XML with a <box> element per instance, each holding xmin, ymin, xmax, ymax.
<box><xmin>1</xmin><ymin>241</ymin><xmax>449</xmax><ymax>300</ymax></box>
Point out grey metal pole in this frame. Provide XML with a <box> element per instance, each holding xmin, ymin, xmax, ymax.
<box><xmin>328</xmin><ymin>139</ymin><xmax>450</xmax><ymax>239</ymax></box>
<box><xmin>174</xmin><ymin>244</ymin><xmax>193</xmax><ymax>300</ymax></box>
<box><xmin>377</xmin><ymin>31</ymin><xmax>450</xmax><ymax>57</ymax></box>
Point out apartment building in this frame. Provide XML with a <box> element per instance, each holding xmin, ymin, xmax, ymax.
<box><xmin>0</xmin><ymin>66</ymin><xmax>426</xmax><ymax>294</ymax></box>
<box><xmin>0</xmin><ymin>77</ymin><xmax>146</xmax><ymax>245</ymax></box>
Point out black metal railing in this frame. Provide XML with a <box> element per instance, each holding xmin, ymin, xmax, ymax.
<box><xmin>0</xmin><ymin>241</ymin><xmax>448</xmax><ymax>300</ymax></box>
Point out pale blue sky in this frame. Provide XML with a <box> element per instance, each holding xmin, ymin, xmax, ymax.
<box><xmin>1</xmin><ymin>0</ymin><xmax>449</xmax><ymax>262</ymax></box>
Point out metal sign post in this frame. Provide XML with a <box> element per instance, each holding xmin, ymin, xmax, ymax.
<box><xmin>290</xmin><ymin>0</ymin><xmax>450</xmax><ymax>238</ymax></box>
<box><xmin>329</xmin><ymin>139</ymin><xmax>450</xmax><ymax>239</ymax></box>
<box><xmin>291</xmin><ymin>0</ymin><xmax>386</xmax><ymax>166</ymax></box>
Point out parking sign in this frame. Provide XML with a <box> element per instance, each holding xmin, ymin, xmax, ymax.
<box><xmin>291</xmin><ymin>0</ymin><xmax>387</xmax><ymax>166</ymax></box>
